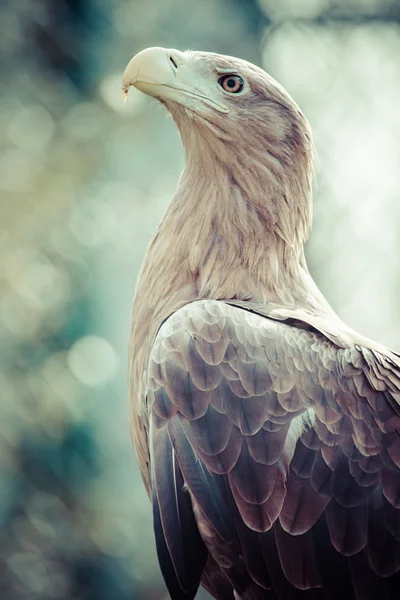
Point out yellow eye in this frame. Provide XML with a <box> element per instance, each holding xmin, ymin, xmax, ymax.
<box><xmin>218</xmin><ymin>75</ymin><xmax>244</xmax><ymax>94</ymax></box>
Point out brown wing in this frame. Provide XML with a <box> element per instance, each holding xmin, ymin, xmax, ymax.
<box><xmin>147</xmin><ymin>299</ymin><xmax>400</xmax><ymax>600</ymax></box>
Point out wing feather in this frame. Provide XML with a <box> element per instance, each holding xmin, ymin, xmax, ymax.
<box><xmin>274</xmin><ymin>519</ymin><xmax>322</xmax><ymax>590</ymax></box>
<box><xmin>166</xmin><ymin>415</ymin><xmax>235</xmax><ymax>543</ymax></box>
<box><xmin>150</xmin><ymin>423</ymin><xmax>208</xmax><ymax>597</ymax></box>
<box><xmin>146</xmin><ymin>299</ymin><xmax>400</xmax><ymax>598</ymax></box>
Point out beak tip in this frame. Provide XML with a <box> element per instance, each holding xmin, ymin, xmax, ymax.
<box><xmin>121</xmin><ymin>47</ymin><xmax>171</xmax><ymax>104</ymax></box>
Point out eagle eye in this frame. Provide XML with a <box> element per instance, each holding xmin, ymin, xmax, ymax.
<box><xmin>218</xmin><ymin>75</ymin><xmax>244</xmax><ymax>94</ymax></box>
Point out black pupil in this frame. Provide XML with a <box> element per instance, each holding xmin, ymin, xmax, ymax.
<box><xmin>227</xmin><ymin>78</ymin><xmax>236</xmax><ymax>88</ymax></box>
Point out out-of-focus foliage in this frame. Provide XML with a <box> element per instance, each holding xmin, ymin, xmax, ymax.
<box><xmin>1</xmin><ymin>0</ymin><xmax>399</xmax><ymax>598</ymax></box>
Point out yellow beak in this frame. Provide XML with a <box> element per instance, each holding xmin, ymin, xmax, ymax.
<box><xmin>121</xmin><ymin>47</ymin><xmax>229</xmax><ymax>113</ymax></box>
<box><xmin>122</xmin><ymin>47</ymin><xmax>182</xmax><ymax>102</ymax></box>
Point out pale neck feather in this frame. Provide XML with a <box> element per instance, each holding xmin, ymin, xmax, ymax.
<box><xmin>133</xmin><ymin>139</ymin><xmax>330</xmax><ymax>317</ymax></box>
<box><xmin>131</xmin><ymin>150</ymin><xmax>334</xmax><ymax>358</ymax></box>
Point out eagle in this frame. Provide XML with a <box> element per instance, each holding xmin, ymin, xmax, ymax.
<box><xmin>122</xmin><ymin>47</ymin><xmax>400</xmax><ymax>600</ymax></box>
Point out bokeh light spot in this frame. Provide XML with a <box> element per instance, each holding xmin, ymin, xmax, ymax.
<box><xmin>67</xmin><ymin>335</ymin><xmax>118</xmax><ymax>386</ymax></box>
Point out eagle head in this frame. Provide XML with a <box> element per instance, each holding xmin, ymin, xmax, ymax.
<box><xmin>122</xmin><ymin>47</ymin><xmax>314</xmax><ymax>246</ymax></box>
<box><xmin>123</xmin><ymin>47</ymin><xmax>316</xmax><ymax>278</ymax></box>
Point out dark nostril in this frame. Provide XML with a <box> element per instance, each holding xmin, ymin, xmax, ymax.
<box><xmin>169</xmin><ymin>55</ymin><xmax>178</xmax><ymax>69</ymax></box>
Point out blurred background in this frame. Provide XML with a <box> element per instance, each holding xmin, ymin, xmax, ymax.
<box><xmin>1</xmin><ymin>0</ymin><xmax>400</xmax><ymax>598</ymax></box>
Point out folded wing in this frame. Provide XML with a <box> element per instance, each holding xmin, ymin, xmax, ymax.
<box><xmin>147</xmin><ymin>299</ymin><xmax>400</xmax><ymax>599</ymax></box>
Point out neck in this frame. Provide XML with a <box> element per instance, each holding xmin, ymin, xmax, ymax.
<box><xmin>134</xmin><ymin>147</ymin><xmax>328</xmax><ymax>327</ymax></box>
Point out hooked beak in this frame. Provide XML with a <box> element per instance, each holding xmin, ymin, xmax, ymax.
<box><xmin>122</xmin><ymin>47</ymin><xmax>180</xmax><ymax>102</ymax></box>
<box><xmin>121</xmin><ymin>46</ymin><xmax>229</xmax><ymax>113</ymax></box>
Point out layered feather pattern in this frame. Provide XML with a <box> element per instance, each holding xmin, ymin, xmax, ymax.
<box><xmin>147</xmin><ymin>299</ymin><xmax>400</xmax><ymax>599</ymax></box>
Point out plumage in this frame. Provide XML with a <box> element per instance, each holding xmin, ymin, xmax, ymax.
<box><xmin>151</xmin><ymin>422</ymin><xmax>208</xmax><ymax>594</ymax></box>
<box><xmin>123</xmin><ymin>47</ymin><xmax>400</xmax><ymax>598</ymax></box>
